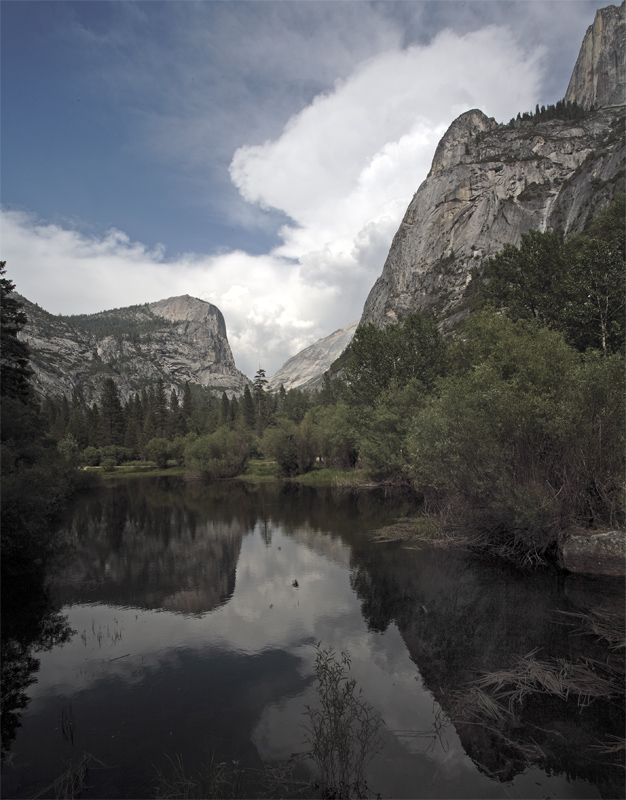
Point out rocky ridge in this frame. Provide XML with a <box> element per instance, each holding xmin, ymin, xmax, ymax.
<box><xmin>360</xmin><ymin>1</ymin><xmax>625</xmax><ymax>330</ymax></box>
<box><xmin>267</xmin><ymin>320</ymin><xmax>358</xmax><ymax>391</ymax></box>
<box><xmin>19</xmin><ymin>294</ymin><xmax>249</xmax><ymax>403</ymax></box>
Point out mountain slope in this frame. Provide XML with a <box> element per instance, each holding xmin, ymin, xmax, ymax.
<box><xmin>267</xmin><ymin>320</ymin><xmax>358</xmax><ymax>391</ymax></box>
<box><xmin>19</xmin><ymin>294</ymin><xmax>249</xmax><ymax>403</ymax></box>
<box><xmin>360</xmin><ymin>1</ymin><xmax>625</xmax><ymax>331</ymax></box>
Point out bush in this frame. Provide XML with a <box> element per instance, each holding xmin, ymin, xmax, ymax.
<box><xmin>261</xmin><ymin>417</ymin><xmax>320</xmax><ymax>477</ymax></box>
<box><xmin>100</xmin><ymin>457</ymin><xmax>117</xmax><ymax>472</ymax></box>
<box><xmin>261</xmin><ymin>420</ymin><xmax>299</xmax><ymax>477</ymax></box>
<box><xmin>184</xmin><ymin>427</ymin><xmax>249</xmax><ymax>479</ymax></box>
<box><xmin>407</xmin><ymin>313</ymin><xmax>625</xmax><ymax>564</ymax></box>
<box><xmin>145</xmin><ymin>437</ymin><xmax>170</xmax><ymax>469</ymax></box>
<box><xmin>358</xmin><ymin>380</ymin><xmax>427</xmax><ymax>483</ymax></box>
<box><xmin>81</xmin><ymin>446</ymin><xmax>101</xmax><ymax>466</ymax></box>
<box><xmin>99</xmin><ymin>445</ymin><xmax>133</xmax><ymax>466</ymax></box>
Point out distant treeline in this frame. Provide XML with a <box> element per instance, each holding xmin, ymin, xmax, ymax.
<box><xmin>507</xmin><ymin>99</ymin><xmax>591</xmax><ymax>127</ymax></box>
<box><xmin>60</xmin><ymin>304</ymin><xmax>174</xmax><ymax>342</ymax></box>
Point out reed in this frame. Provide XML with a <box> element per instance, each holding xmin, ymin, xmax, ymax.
<box><xmin>302</xmin><ymin>643</ymin><xmax>383</xmax><ymax>799</ymax></box>
<box><xmin>30</xmin><ymin>753</ymin><xmax>105</xmax><ymax>799</ymax></box>
<box><xmin>558</xmin><ymin>605</ymin><xmax>625</xmax><ymax>650</ymax></box>
<box><xmin>153</xmin><ymin>752</ymin><xmax>246</xmax><ymax>799</ymax></box>
<box><xmin>469</xmin><ymin>650</ymin><xmax>622</xmax><ymax>710</ymax></box>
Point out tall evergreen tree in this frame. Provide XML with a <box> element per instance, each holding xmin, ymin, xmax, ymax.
<box><xmin>0</xmin><ymin>262</ymin><xmax>32</xmax><ymax>400</ymax></box>
<box><xmin>99</xmin><ymin>378</ymin><xmax>124</xmax><ymax>446</ymax></box>
<box><xmin>242</xmin><ymin>385</ymin><xmax>256</xmax><ymax>428</ymax></box>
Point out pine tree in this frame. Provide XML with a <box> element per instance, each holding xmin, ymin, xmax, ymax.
<box><xmin>99</xmin><ymin>378</ymin><xmax>124</xmax><ymax>446</ymax></box>
<box><xmin>0</xmin><ymin>262</ymin><xmax>32</xmax><ymax>400</ymax></box>
<box><xmin>242</xmin><ymin>385</ymin><xmax>256</xmax><ymax>428</ymax></box>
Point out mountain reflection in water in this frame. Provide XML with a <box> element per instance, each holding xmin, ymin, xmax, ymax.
<box><xmin>2</xmin><ymin>478</ymin><xmax>623</xmax><ymax>799</ymax></box>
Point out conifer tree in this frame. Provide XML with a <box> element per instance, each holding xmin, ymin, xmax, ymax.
<box><xmin>0</xmin><ymin>262</ymin><xmax>32</xmax><ymax>400</ymax></box>
<box><xmin>99</xmin><ymin>378</ymin><xmax>124</xmax><ymax>446</ymax></box>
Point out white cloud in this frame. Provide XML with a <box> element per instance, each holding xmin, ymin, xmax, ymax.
<box><xmin>3</xmin><ymin>23</ymin><xmax>544</xmax><ymax>379</ymax></box>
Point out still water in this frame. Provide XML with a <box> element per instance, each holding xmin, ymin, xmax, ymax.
<box><xmin>2</xmin><ymin>478</ymin><xmax>624</xmax><ymax>798</ymax></box>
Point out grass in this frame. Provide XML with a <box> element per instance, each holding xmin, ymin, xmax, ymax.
<box><xmin>153</xmin><ymin>752</ymin><xmax>246</xmax><ymax>799</ymax></box>
<box><xmin>92</xmin><ymin>462</ymin><xmax>186</xmax><ymax>479</ymax></box>
<box><xmin>294</xmin><ymin>468</ymin><xmax>372</xmax><ymax>489</ymax></box>
<box><xmin>238</xmin><ymin>461</ymin><xmax>374</xmax><ymax>488</ymax></box>
<box><xmin>30</xmin><ymin>752</ymin><xmax>107</xmax><ymax>799</ymax></box>
<box><xmin>454</xmin><ymin>649</ymin><xmax>623</xmax><ymax>715</ymax></box>
<box><xmin>238</xmin><ymin>459</ymin><xmax>280</xmax><ymax>482</ymax></box>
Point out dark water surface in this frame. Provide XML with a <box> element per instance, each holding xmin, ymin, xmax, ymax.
<box><xmin>2</xmin><ymin>478</ymin><xmax>624</xmax><ymax>798</ymax></box>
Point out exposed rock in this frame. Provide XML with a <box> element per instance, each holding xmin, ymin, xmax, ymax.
<box><xmin>565</xmin><ymin>1</ymin><xmax>625</xmax><ymax>110</ymax></box>
<box><xmin>19</xmin><ymin>294</ymin><xmax>249</xmax><ymax>403</ymax></box>
<box><xmin>558</xmin><ymin>530</ymin><xmax>626</xmax><ymax>577</ymax></box>
<box><xmin>360</xmin><ymin>2</ymin><xmax>625</xmax><ymax>330</ymax></box>
<box><xmin>267</xmin><ymin>320</ymin><xmax>358</xmax><ymax>391</ymax></box>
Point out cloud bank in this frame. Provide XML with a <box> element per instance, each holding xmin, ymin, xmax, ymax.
<box><xmin>3</xmin><ymin>24</ymin><xmax>543</xmax><ymax>378</ymax></box>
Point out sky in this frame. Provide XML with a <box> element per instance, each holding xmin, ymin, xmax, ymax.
<box><xmin>0</xmin><ymin>1</ymin><xmax>611</xmax><ymax>378</ymax></box>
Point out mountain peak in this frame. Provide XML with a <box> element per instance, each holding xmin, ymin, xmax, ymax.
<box><xmin>565</xmin><ymin>1</ymin><xmax>625</xmax><ymax>109</ymax></box>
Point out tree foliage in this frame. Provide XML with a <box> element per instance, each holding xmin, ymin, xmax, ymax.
<box><xmin>0</xmin><ymin>262</ymin><xmax>32</xmax><ymax>400</ymax></box>
<box><xmin>481</xmin><ymin>195</ymin><xmax>625</xmax><ymax>354</ymax></box>
<box><xmin>344</xmin><ymin>311</ymin><xmax>448</xmax><ymax>406</ymax></box>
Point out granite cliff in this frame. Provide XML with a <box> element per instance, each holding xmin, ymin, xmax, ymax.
<box><xmin>360</xmin><ymin>1</ymin><xmax>625</xmax><ymax>330</ymax></box>
<box><xmin>19</xmin><ymin>294</ymin><xmax>249</xmax><ymax>403</ymax></box>
<box><xmin>267</xmin><ymin>320</ymin><xmax>358</xmax><ymax>391</ymax></box>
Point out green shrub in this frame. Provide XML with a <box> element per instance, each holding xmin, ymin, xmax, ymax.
<box><xmin>407</xmin><ymin>313</ymin><xmax>625</xmax><ymax>564</ymax></box>
<box><xmin>81</xmin><ymin>446</ymin><xmax>101</xmax><ymax>467</ymax></box>
<box><xmin>145</xmin><ymin>437</ymin><xmax>170</xmax><ymax>469</ymax></box>
<box><xmin>101</xmin><ymin>457</ymin><xmax>116</xmax><ymax>472</ymax></box>
<box><xmin>261</xmin><ymin>419</ymin><xmax>299</xmax><ymax>477</ymax></box>
<box><xmin>184</xmin><ymin>427</ymin><xmax>249</xmax><ymax>479</ymax></box>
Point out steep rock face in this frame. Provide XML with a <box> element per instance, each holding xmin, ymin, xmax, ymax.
<box><xmin>19</xmin><ymin>294</ymin><xmax>249</xmax><ymax>403</ymax></box>
<box><xmin>268</xmin><ymin>320</ymin><xmax>358</xmax><ymax>391</ymax></box>
<box><xmin>565</xmin><ymin>1</ymin><xmax>625</xmax><ymax>110</ymax></box>
<box><xmin>360</xmin><ymin>2</ymin><xmax>625</xmax><ymax>330</ymax></box>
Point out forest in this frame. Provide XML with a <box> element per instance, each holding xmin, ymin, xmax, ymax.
<box><xmin>2</xmin><ymin>194</ymin><xmax>624</xmax><ymax>575</ymax></box>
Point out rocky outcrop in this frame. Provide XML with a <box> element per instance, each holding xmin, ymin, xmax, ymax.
<box><xmin>360</xmin><ymin>3</ymin><xmax>625</xmax><ymax>330</ymax></box>
<box><xmin>565</xmin><ymin>1</ymin><xmax>625</xmax><ymax>110</ymax></box>
<box><xmin>268</xmin><ymin>320</ymin><xmax>358</xmax><ymax>391</ymax></box>
<box><xmin>19</xmin><ymin>294</ymin><xmax>249</xmax><ymax>403</ymax></box>
<box><xmin>558</xmin><ymin>530</ymin><xmax>626</xmax><ymax>577</ymax></box>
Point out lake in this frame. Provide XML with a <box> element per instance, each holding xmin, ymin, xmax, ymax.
<box><xmin>2</xmin><ymin>477</ymin><xmax>624</xmax><ymax>798</ymax></box>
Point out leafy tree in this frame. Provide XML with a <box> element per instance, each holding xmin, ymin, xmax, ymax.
<box><xmin>184</xmin><ymin>427</ymin><xmax>249</xmax><ymax>479</ymax></box>
<box><xmin>145</xmin><ymin>437</ymin><xmax>170</xmax><ymax>469</ymax></box>
<box><xmin>261</xmin><ymin>419</ymin><xmax>299</xmax><ymax>477</ymax></box>
<box><xmin>308</xmin><ymin>404</ymin><xmax>358</xmax><ymax>469</ymax></box>
<box><xmin>481</xmin><ymin>196</ymin><xmax>625</xmax><ymax>354</ymax></box>
<box><xmin>407</xmin><ymin>312</ymin><xmax>625</xmax><ymax>564</ymax></box>
<box><xmin>344</xmin><ymin>311</ymin><xmax>447</xmax><ymax>406</ymax></box>
<box><xmin>358</xmin><ymin>380</ymin><xmax>427</xmax><ymax>483</ymax></box>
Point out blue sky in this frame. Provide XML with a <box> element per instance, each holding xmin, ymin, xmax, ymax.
<box><xmin>1</xmin><ymin>1</ymin><xmax>610</xmax><ymax>377</ymax></box>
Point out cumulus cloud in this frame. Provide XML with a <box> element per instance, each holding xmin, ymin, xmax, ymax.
<box><xmin>3</xmin><ymin>23</ymin><xmax>545</xmax><ymax>378</ymax></box>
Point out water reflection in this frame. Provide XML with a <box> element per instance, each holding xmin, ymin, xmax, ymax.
<box><xmin>349</xmin><ymin>541</ymin><xmax>625</xmax><ymax>797</ymax></box>
<box><xmin>2</xmin><ymin>478</ymin><xmax>623</xmax><ymax>799</ymax></box>
<box><xmin>1</xmin><ymin>570</ymin><xmax>73</xmax><ymax>757</ymax></box>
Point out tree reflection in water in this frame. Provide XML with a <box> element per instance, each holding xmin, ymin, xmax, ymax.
<box><xmin>1</xmin><ymin>569</ymin><xmax>74</xmax><ymax>758</ymax></box>
<box><xmin>350</xmin><ymin>540</ymin><xmax>625</xmax><ymax>797</ymax></box>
